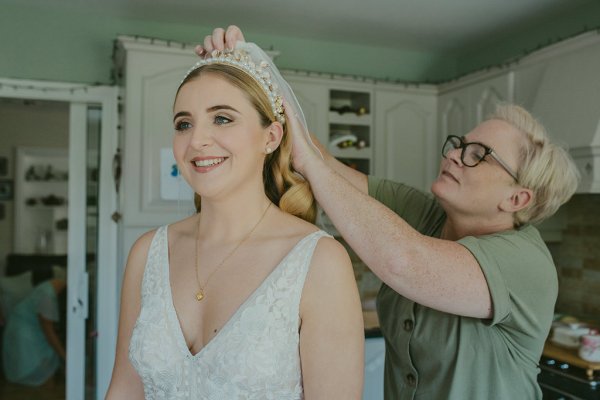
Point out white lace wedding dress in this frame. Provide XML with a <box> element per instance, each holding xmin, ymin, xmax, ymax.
<box><xmin>128</xmin><ymin>225</ymin><xmax>330</xmax><ymax>399</ymax></box>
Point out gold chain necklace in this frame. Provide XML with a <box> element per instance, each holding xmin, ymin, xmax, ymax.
<box><xmin>194</xmin><ymin>202</ymin><xmax>271</xmax><ymax>301</ymax></box>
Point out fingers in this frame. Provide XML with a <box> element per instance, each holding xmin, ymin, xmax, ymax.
<box><xmin>194</xmin><ymin>45</ymin><xmax>205</xmax><ymax>57</ymax></box>
<box><xmin>285</xmin><ymin>103</ymin><xmax>325</xmax><ymax>161</ymax></box>
<box><xmin>283</xmin><ymin>100</ymin><xmax>302</xmax><ymax>134</ymax></box>
<box><xmin>211</xmin><ymin>28</ymin><xmax>226</xmax><ymax>51</ymax></box>
<box><xmin>224</xmin><ymin>25</ymin><xmax>245</xmax><ymax>48</ymax></box>
<box><xmin>195</xmin><ymin>25</ymin><xmax>246</xmax><ymax>57</ymax></box>
<box><xmin>195</xmin><ymin>28</ymin><xmax>224</xmax><ymax>56</ymax></box>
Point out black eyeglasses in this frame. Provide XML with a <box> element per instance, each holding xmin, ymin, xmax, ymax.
<box><xmin>442</xmin><ymin>135</ymin><xmax>519</xmax><ymax>182</ymax></box>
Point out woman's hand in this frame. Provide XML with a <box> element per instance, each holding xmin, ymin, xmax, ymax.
<box><xmin>284</xmin><ymin>104</ymin><xmax>325</xmax><ymax>177</ymax></box>
<box><xmin>195</xmin><ymin>25</ymin><xmax>246</xmax><ymax>56</ymax></box>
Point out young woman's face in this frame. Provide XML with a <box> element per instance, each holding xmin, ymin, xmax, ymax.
<box><xmin>431</xmin><ymin>119</ymin><xmax>524</xmax><ymax>219</ymax></box>
<box><xmin>172</xmin><ymin>72</ymin><xmax>270</xmax><ymax>200</ymax></box>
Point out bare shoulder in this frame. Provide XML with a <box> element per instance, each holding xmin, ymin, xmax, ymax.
<box><xmin>129</xmin><ymin>229</ymin><xmax>158</xmax><ymax>261</ymax></box>
<box><xmin>309</xmin><ymin>236</ymin><xmax>353</xmax><ymax>278</ymax></box>
<box><xmin>124</xmin><ymin>227</ymin><xmax>161</xmax><ymax>280</ymax></box>
<box><xmin>272</xmin><ymin>211</ymin><xmax>350</xmax><ymax>268</ymax></box>
<box><xmin>300</xmin><ymin>233</ymin><xmax>362</xmax><ymax>324</ymax></box>
<box><xmin>165</xmin><ymin>214</ymin><xmax>197</xmax><ymax>241</ymax></box>
<box><xmin>304</xmin><ymin>237</ymin><xmax>357</xmax><ymax>299</ymax></box>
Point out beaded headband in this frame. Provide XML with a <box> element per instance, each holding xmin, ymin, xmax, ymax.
<box><xmin>182</xmin><ymin>49</ymin><xmax>285</xmax><ymax>124</ymax></box>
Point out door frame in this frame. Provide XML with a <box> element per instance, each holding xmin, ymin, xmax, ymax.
<box><xmin>0</xmin><ymin>78</ymin><xmax>120</xmax><ymax>399</ymax></box>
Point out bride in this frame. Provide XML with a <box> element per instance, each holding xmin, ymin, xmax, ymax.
<box><xmin>106</xmin><ymin>41</ymin><xmax>364</xmax><ymax>399</ymax></box>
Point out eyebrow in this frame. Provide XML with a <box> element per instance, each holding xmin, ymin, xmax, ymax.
<box><xmin>173</xmin><ymin>111</ymin><xmax>191</xmax><ymax>122</ymax></box>
<box><xmin>173</xmin><ymin>105</ymin><xmax>240</xmax><ymax>122</ymax></box>
<box><xmin>207</xmin><ymin>104</ymin><xmax>239</xmax><ymax>113</ymax></box>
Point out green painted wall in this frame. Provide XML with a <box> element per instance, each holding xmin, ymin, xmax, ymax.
<box><xmin>1</xmin><ymin>3</ymin><xmax>599</xmax><ymax>85</ymax></box>
<box><xmin>454</xmin><ymin>2</ymin><xmax>600</xmax><ymax>78</ymax></box>
<box><xmin>0</xmin><ymin>4</ymin><xmax>449</xmax><ymax>85</ymax></box>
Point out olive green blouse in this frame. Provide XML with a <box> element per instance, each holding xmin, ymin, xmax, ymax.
<box><xmin>369</xmin><ymin>176</ymin><xmax>557</xmax><ymax>400</ymax></box>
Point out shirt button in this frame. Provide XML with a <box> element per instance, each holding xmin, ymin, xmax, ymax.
<box><xmin>403</xmin><ymin>319</ymin><xmax>414</xmax><ymax>332</ymax></box>
<box><xmin>406</xmin><ymin>373</ymin><xmax>416</xmax><ymax>386</ymax></box>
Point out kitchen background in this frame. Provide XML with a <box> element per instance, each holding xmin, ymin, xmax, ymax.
<box><xmin>2</xmin><ymin>1</ymin><xmax>600</xmax><ymax>399</ymax></box>
<box><xmin>548</xmin><ymin>194</ymin><xmax>600</xmax><ymax>320</ymax></box>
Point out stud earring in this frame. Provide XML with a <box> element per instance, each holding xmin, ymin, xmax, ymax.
<box><xmin>266</xmin><ymin>147</ymin><xmax>272</xmax><ymax>154</ymax></box>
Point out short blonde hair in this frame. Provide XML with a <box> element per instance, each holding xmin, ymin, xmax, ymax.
<box><xmin>178</xmin><ymin>64</ymin><xmax>317</xmax><ymax>223</ymax></box>
<box><xmin>487</xmin><ymin>104</ymin><xmax>580</xmax><ymax>226</ymax></box>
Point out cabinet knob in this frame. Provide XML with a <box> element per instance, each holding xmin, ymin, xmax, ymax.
<box><xmin>111</xmin><ymin>211</ymin><xmax>122</xmax><ymax>223</ymax></box>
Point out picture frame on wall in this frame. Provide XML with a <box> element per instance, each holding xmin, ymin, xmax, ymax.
<box><xmin>0</xmin><ymin>179</ymin><xmax>14</xmax><ymax>201</ymax></box>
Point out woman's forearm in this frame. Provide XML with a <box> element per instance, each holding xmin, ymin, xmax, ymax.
<box><xmin>39</xmin><ymin>316</ymin><xmax>66</xmax><ymax>360</ymax></box>
<box><xmin>303</xmin><ymin>159</ymin><xmax>492</xmax><ymax>318</ymax></box>
<box><xmin>326</xmin><ymin>155</ymin><xmax>368</xmax><ymax>193</ymax></box>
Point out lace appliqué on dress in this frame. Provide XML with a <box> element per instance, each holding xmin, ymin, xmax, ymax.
<box><xmin>129</xmin><ymin>226</ymin><xmax>329</xmax><ymax>399</ymax></box>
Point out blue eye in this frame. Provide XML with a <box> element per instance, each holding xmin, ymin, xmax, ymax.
<box><xmin>214</xmin><ymin>115</ymin><xmax>232</xmax><ymax>125</ymax></box>
<box><xmin>175</xmin><ymin>121</ymin><xmax>192</xmax><ymax>132</ymax></box>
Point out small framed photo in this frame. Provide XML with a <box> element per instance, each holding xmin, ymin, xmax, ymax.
<box><xmin>0</xmin><ymin>180</ymin><xmax>13</xmax><ymax>201</ymax></box>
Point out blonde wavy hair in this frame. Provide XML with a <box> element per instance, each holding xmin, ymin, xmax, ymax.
<box><xmin>177</xmin><ymin>64</ymin><xmax>317</xmax><ymax>223</ymax></box>
<box><xmin>487</xmin><ymin>104</ymin><xmax>580</xmax><ymax>226</ymax></box>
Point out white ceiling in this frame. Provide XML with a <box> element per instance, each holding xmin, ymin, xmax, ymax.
<box><xmin>15</xmin><ymin>0</ymin><xmax>597</xmax><ymax>51</ymax></box>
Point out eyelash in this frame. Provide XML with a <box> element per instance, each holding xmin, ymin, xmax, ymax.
<box><xmin>174</xmin><ymin>115</ymin><xmax>233</xmax><ymax>132</ymax></box>
<box><xmin>214</xmin><ymin>115</ymin><xmax>232</xmax><ymax>125</ymax></box>
<box><xmin>174</xmin><ymin>120</ymin><xmax>191</xmax><ymax>132</ymax></box>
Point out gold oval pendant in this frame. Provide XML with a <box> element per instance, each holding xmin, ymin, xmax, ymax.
<box><xmin>195</xmin><ymin>291</ymin><xmax>205</xmax><ymax>301</ymax></box>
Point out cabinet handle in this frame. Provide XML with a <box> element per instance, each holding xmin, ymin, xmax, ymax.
<box><xmin>112</xmin><ymin>148</ymin><xmax>122</xmax><ymax>194</ymax></box>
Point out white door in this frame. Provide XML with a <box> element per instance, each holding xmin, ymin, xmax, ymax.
<box><xmin>66</xmin><ymin>101</ymin><xmax>120</xmax><ymax>399</ymax></box>
<box><xmin>0</xmin><ymin>79</ymin><xmax>119</xmax><ymax>400</ymax></box>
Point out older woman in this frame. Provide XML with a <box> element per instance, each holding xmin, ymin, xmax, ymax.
<box><xmin>199</xmin><ymin>26</ymin><xmax>579</xmax><ymax>400</ymax></box>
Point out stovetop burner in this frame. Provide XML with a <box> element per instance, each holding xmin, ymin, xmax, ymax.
<box><xmin>539</xmin><ymin>356</ymin><xmax>600</xmax><ymax>399</ymax></box>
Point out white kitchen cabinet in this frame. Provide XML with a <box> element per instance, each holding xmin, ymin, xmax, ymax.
<box><xmin>363</xmin><ymin>336</ymin><xmax>385</xmax><ymax>400</ymax></box>
<box><xmin>438</xmin><ymin>71</ymin><xmax>514</xmax><ymax>144</ymax></box>
<box><xmin>287</xmin><ymin>73</ymin><xmax>438</xmax><ymax>185</ymax></box>
<box><xmin>326</xmin><ymin>87</ymin><xmax>373</xmax><ymax>175</ymax></box>
<box><xmin>287</xmin><ymin>73</ymin><xmax>376</xmax><ymax>175</ymax></box>
<box><xmin>515</xmin><ymin>33</ymin><xmax>600</xmax><ymax>193</ymax></box>
<box><xmin>374</xmin><ymin>85</ymin><xmax>438</xmax><ymax>192</ymax></box>
<box><xmin>282</xmin><ymin>74</ymin><xmax>329</xmax><ymax>145</ymax></box>
<box><xmin>115</xmin><ymin>36</ymin><xmax>198</xmax><ymax>228</ymax></box>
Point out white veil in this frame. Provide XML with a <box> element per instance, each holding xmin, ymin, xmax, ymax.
<box><xmin>233</xmin><ymin>42</ymin><xmax>309</xmax><ymax>133</ymax></box>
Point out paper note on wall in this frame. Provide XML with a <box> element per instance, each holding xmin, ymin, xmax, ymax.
<box><xmin>160</xmin><ymin>148</ymin><xmax>194</xmax><ymax>201</ymax></box>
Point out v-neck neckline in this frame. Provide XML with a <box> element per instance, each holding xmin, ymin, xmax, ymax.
<box><xmin>163</xmin><ymin>226</ymin><xmax>321</xmax><ymax>359</ymax></box>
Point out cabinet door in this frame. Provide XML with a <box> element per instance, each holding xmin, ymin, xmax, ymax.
<box><xmin>283</xmin><ymin>76</ymin><xmax>329</xmax><ymax>145</ymax></box>
<box><xmin>469</xmin><ymin>72</ymin><xmax>514</xmax><ymax>125</ymax></box>
<box><xmin>438</xmin><ymin>71</ymin><xmax>514</xmax><ymax>144</ymax></box>
<box><xmin>120</xmin><ymin>42</ymin><xmax>197</xmax><ymax>226</ymax></box>
<box><xmin>374</xmin><ymin>89</ymin><xmax>437</xmax><ymax>191</ymax></box>
<box><xmin>438</xmin><ymin>87</ymin><xmax>470</xmax><ymax>144</ymax></box>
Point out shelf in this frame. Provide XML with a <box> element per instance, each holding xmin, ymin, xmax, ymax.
<box><xmin>25</xmin><ymin>205</ymin><xmax>68</xmax><ymax>210</ymax></box>
<box><xmin>15</xmin><ymin>146</ymin><xmax>69</xmax><ymax>254</ymax></box>
<box><xmin>330</xmin><ymin>89</ymin><xmax>370</xmax><ymax>115</ymax></box>
<box><xmin>329</xmin><ymin>112</ymin><xmax>372</xmax><ymax>126</ymax></box>
<box><xmin>337</xmin><ymin>158</ymin><xmax>370</xmax><ymax>175</ymax></box>
<box><xmin>328</xmin><ymin>88</ymin><xmax>372</xmax><ymax>176</ymax></box>
<box><xmin>329</xmin><ymin>147</ymin><xmax>373</xmax><ymax>159</ymax></box>
<box><xmin>24</xmin><ymin>179</ymin><xmax>68</xmax><ymax>183</ymax></box>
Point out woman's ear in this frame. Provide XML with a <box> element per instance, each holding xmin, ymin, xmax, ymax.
<box><xmin>265</xmin><ymin>122</ymin><xmax>284</xmax><ymax>153</ymax></box>
<box><xmin>500</xmin><ymin>187</ymin><xmax>533</xmax><ymax>213</ymax></box>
